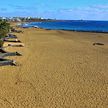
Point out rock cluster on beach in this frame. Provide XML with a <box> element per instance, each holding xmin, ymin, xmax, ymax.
<box><xmin>0</xmin><ymin>28</ymin><xmax>24</xmax><ymax>66</ymax></box>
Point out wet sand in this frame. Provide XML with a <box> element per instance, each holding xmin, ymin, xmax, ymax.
<box><xmin>0</xmin><ymin>27</ymin><xmax>108</xmax><ymax>108</ymax></box>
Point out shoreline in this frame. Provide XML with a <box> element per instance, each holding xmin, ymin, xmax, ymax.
<box><xmin>18</xmin><ymin>25</ymin><xmax>108</xmax><ymax>34</ymax></box>
<box><xmin>18</xmin><ymin>21</ymin><xmax>108</xmax><ymax>34</ymax></box>
<box><xmin>43</xmin><ymin>28</ymin><xmax>108</xmax><ymax>33</ymax></box>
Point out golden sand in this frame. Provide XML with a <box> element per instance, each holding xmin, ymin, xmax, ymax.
<box><xmin>0</xmin><ymin>27</ymin><xmax>108</xmax><ymax>108</ymax></box>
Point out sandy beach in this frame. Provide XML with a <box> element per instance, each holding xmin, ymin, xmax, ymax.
<box><xmin>0</xmin><ymin>27</ymin><xmax>108</xmax><ymax>107</ymax></box>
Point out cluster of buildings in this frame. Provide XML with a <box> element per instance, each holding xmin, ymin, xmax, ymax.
<box><xmin>0</xmin><ymin>17</ymin><xmax>45</xmax><ymax>22</ymax></box>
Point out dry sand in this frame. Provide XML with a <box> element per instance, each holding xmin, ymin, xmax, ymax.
<box><xmin>0</xmin><ymin>27</ymin><xmax>108</xmax><ymax>108</ymax></box>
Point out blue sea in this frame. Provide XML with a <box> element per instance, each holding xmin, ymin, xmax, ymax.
<box><xmin>21</xmin><ymin>20</ymin><xmax>108</xmax><ymax>33</ymax></box>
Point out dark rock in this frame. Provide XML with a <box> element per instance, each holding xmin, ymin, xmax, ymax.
<box><xmin>93</xmin><ymin>43</ymin><xmax>104</xmax><ymax>46</ymax></box>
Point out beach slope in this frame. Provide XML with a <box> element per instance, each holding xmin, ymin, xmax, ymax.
<box><xmin>0</xmin><ymin>28</ymin><xmax>108</xmax><ymax>108</ymax></box>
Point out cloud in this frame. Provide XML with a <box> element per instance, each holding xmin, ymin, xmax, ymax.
<box><xmin>55</xmin><ymin>5</ymin><xmax>108</xmax><ymax>20</ymax></box>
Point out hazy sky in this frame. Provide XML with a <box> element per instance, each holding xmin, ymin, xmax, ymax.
<box><xmin>0</xmin><ymin>0</ymin><xmax>108</xmax><ymax>20</ymax></box>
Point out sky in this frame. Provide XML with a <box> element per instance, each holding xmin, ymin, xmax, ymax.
<box><xmin>0</xmin><ymin>0</ymin><xmax>108</xmax><ymax>20</ymax></box>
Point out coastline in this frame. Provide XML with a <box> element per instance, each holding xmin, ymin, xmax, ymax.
<box><xmin>19</xmin><ymin>20</ymin><xmax>108</xmax><ymax>33</ymax></box>
<box><xmin>42</xmin><ymin>28</ymin><xmax>108</xmax><ymax>33</ymax></box>
<box><xmin>0</xmin><ymin>25</ymin><xmax>108</xmax><ymax>107</ymax></box>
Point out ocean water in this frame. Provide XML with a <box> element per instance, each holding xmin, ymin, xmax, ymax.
<box><xmin>21</xmin><ymin>20</ymin><xmax>108</xmax><ymax>33</ymax></box>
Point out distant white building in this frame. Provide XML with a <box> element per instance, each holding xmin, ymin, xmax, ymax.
<box><xmin>27</xmin><ymin>17</ymin><xmax>31</xmax><ymax>19</ymax></box>
<box><xmin>2</xmin><ymin>17</ymin><xmax>6</xmax><ymax>20</ymax></box>
<box><xmin>41</xmin><ymin>17</ymin><xmax>44</xmax><ymax>19</ymax></box>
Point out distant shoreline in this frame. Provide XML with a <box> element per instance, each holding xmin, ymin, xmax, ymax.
<box><xmin>38</xmin><ymin>28</ymin><xmax>108</xmax><ymax>34</ymax></box>
<box><xmin>9</xmin><ymin>20</ymin><xmax>108</xmax><ymax>34</ymax></box>
<box><xmin>18</xmin><ymin>24</ymin><xmax>108</xmax><ymax>34</ymax></box>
